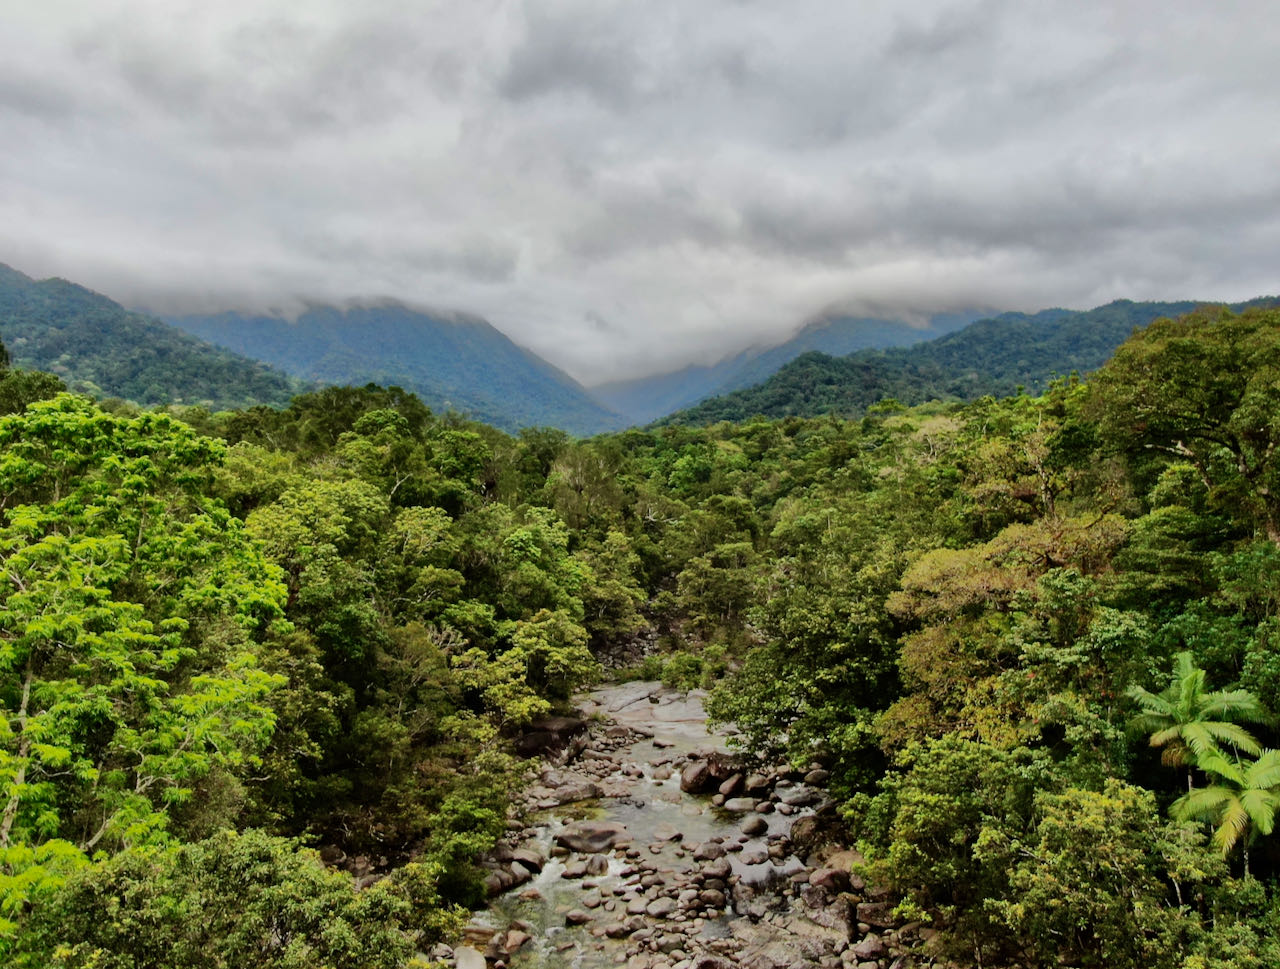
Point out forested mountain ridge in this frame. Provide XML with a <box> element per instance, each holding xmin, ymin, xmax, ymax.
<box><xmin>168</xmin><ymin>303</ymin><xmax>628</xmax><ymax>436</ymax></box>
<box><xmin>0</xmin><ymin>263</ymin><xmax>303</xmax><ymax>410</ymax></box>
<box><xmin>592</xmin><ymin>309</ymin><xmax>982</xmax><ymax>425</ymax></box>
<box><xmin>6</xmin><ymin>305</ymin><xmax>1280</xmax><ymax>967</ymax></box>
<box><xmin>662</xmin><ymin>297</ymin><xmax>1279</xmax><ymax>425</ymax></box>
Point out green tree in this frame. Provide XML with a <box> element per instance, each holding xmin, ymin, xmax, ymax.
<box><xmin>1091</xmin><ymin>306</ymin><xmax>1280</xmax><ymax>543</ymax></box>
<box><xmin>1127</xmin><ymin>652</ymin><xmax>1268</xmax><ymax>789</ymax></box>
<box><xmin>12</xmin><ymin>828</ymin><xmax>463</xmax><ymax>969</ymax></box>
<box><xmin>1171</xmin><ymin>748</ymin><xmax>1280</xmax><ymax>873</ymax></box>
<box><xmin>0</xmin><ymin>396</ymin><xmax>287</xmax><ymax>927</ymax></box>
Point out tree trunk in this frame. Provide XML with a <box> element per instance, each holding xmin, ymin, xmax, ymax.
<box><xmin>0</xmin><ymin>664</ymin><xmax>34</xmax><ymax>849</ymax></box>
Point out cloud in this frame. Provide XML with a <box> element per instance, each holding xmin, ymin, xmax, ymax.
<box><xmin>2</xmin><ymin>0</ymin><xmax>1279</xmax><ymax>383</ymax></box>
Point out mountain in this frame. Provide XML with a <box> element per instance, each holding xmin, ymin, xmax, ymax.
<box><xmin>167</xmin><ymin>303</ymin><xmax>627</xmax><ymax>436</ymax></box>
<box><xmin>660</xmin><ymin>298</ymin><xmax>1278</xmax><ymax>425</ymax></box>
<box><xmin>0</xmin><ymin>264</ymin><xmax>302</xmax><ymax>410</ymax></box>
<box><xmin>591</xmin><ymin>310</ymin><xmax>982</xmax><ymax>424</ymax></box>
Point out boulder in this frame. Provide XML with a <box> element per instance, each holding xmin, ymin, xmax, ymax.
<box><xmin>510</xmin><ymin>847</ymin><xmax>544</xmax><ymax>872</ymax></box>
<box><xmin>856</xmin><ymin>900</ymin><xmax>896</xmax><ymax>929</ymax></box>
<box><xmin>775</xmin><ymin>784</ymin><xmax>818</xmax><ymax>806</ymax></box>
<box><xmin>852</xmin><ymin>935</ymin><xmax>887</xmax><ymax>960</ymax></box>
<box><xmin>455</xmin><ymin>947</ymin><xmax>486</xmax><ymax>969</ymax></box>
<box><xmin>723</xmin><ymin>797</ymin><xmax>757</xmax><ymax>812</ymax></box>
<box><xmin>680</xmin><ymin>760</ymin><xmax>713</xmax><ymax>794</ymax></box>
<box><xmin>692</xmin><ymin>841</ymin><xmax>726</xmax><ymax>861</ymax></box>
<box><xmin>740</xmin><ymin>815</ymin><xmax>769</xmax><ymax>836</ymax></box>
<box><xmin>514</xmin><ymin>716</ymin><xmax>587</xmax><ymax>757</ymax></box>
<box><xmin>555</xmin><ymin>820</ymin><xmax>630</xmax><ymax>853</ymax></box>
<box><xmin>718</xmin><ymin>773</ymin><xmax>744</xmax><ymax>797</ymax></box>
<box><xmin>646</xmin><ymin>897</ymin><xmax>679</xmax><ymax>918</ymax></box>
<box><xmin>808</xmin><ymin>867</ymin><xmax>851</xmax><ymax>893</ymax></box>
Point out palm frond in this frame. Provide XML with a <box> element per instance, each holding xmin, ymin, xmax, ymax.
<box><xmin>1171</xmin><ymin>785</ymin><xmax>1232</xmax><ymax>822</ymax></box>
<box><xmin>1194</xmin><ymin>748</ymin><xmax>1246</xmax><ymax>785</ymax></box>
<box><xmin>1200</xmin><ymin>690</ymin><xmax>1269</xmax><ymax>724</ymax></box>
<box><xmin>1212</xmin><ymin>798</ymin><xmax>1250</xmax><ymax>855</ymax></box>
<box><xmin>1239</xmin><ymin>789</ymin><xmax>1280</xmax><ymax>837</ymax></box>
<box><xmin>1197</xmin><ymin>721</ymin><xmax>1263</xmax><ymax>756</ymax></box>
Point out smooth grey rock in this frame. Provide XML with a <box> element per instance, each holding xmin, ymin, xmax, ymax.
<box><xmin>556</xmin><ymin>820</ymin><xmax>630</xmax><ymax>853</ymax></box>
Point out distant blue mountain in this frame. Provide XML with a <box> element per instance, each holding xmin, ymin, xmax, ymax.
<box><xmin>659</xmin><ymin>298</ymin><xmax>1280</xmax><ymax>426</ymax></box>
<box><xmin>167</xmin><ymin>303</ymin><xmax>628</xmax><ymax>436</ymax></box>
<box><xmin>591</xmin><ymin>310</ymin><xmax>984</xmax><ymax>424</ymax></box>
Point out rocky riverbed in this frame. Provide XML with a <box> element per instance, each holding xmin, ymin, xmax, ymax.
<box><xmin>433</xmin><ymin>682</ymin><xmax>926</xmax><ymax>969</ymax></box>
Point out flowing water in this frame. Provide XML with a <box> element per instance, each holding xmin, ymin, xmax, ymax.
<box><xmin>459</xmin><ymin>682</ymin><xmax>819</xmax><ymax>969</ymax></box>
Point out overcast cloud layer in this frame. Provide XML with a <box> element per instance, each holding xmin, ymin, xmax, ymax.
<box><xmin>2</xmin><ymin>1</ymin><xmax>1279</xmax><ymax>382</ymax></box>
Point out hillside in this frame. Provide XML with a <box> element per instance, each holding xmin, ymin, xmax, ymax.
<box><xmin>660</xmin><ymin>298</ymin><xmax>1276</xmax><ymax>424</ymax></box>
<box><xmin>168</xmin><ymin>303</ymin><xmax>627</xmax><ymax>436</ymax></box>
<box><xmin>0</xmin><ymin>263</ymin><xmax>302</xmax><ymax>409</ymax></box>
<box><xmin>592</xmin><ymin>310</ymin><xmax>981</xmax><ymax>424</ymax></box>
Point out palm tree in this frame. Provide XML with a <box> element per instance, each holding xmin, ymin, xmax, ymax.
<box><xmin>1126</xmin><ymin>651</ymin><xmax>1268</xmax><ymax>790</ymax></box>
<box><xmin>1171</xmin><ymin>748</ymin><xmax>1280</xmax><ymax>875</ymax></box>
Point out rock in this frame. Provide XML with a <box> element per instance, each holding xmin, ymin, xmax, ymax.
<box><xmin>692</xmin><ymin>957</ymin><xmax>737</xmax><ymax>969</ymax></box>
<box><xmin>514</xmin><ymin>716</ymin><xmax>587</xmax><ymax>757</ymax></box>
<box><xmin>741</xmin><ymin>815</ymin><xmax>769</xmax><ymax>837</ymax></box>
<box><xmin>775</xmin><ymin>785</ymin><xmax>818</xmax><ymax>806</ymax></box>
<box><xmin>654</xmin><ymin>823</ymin><xmax>684</xmax><ymax>842</ymax></box>
<box><xmin>808</xmin><ymin>868</ymin><xmax>851</xmax><ymax>893</ymax></box>
<box><xmin>700</xmin><ymin>888</ymin><xmax>726</xmax><ymax>908</ymax></box>
<box><xmin>745</xmin><ymin>773</ymin><xmax>771</xmax><ymax>792</ymax></box>
<box><xmin>507</xmin><ymin>861</ymin><xmax>532</xmax><ymax>886</ymax></box>
<box><xmin>692</xmin><ymin>841</ymin><xmax>726</xmax><ymax>861</ymax></box>
<box><xmin>855</xmin><ymin>901</ymin><xmax>895</xmax><ymax>929</ymax></box>
<box><xmin>723</xmin><ymin>797</ymin><xmax>757</xmax><ymax>813</ymax></box>
<box><xmin>851</xmin><ymin>935</ymin><xmax>887</xmax><ymax>960</ymax></box>
<box><xmin>703</xmin><ymin>857</ymin><xmax>732</xmax><ymax>880</ymax></box>
<box><xmin>647</xmin><ymin>897</ymin><xmax>679</xmax><ymax>918</ymax></box>
<box><xmin>455</xmin><ymin>946</ymin><xmax>486</xmax><ymax>969</ymax></box>
<box><xmin>510</xmin><ymin>848</ymin><xmax>544</xmax><ymax>872</ymax></box>
<box><xmin>680</xmin><ymin>761</ymin><xmax>713</xmax><ymax>794</ymax></box>
<box><xmin>718</xmin><ymin>773</ymin><xmax>744</xmax><ymax>797</ymax></box>
<box><xmin>788</xmin><ymin>813</ymin><xmax>843</xmax><ymax>853</ymax></box>
<box><xmin>740</xmin><ymin>847</ymin><xmax>769</xmax><ymax>865</ymax></box>
<box><xmin>804</xmin><ymin>769</ymin><xmax>831</xmax><ymax>786</ymax></box>
<box><xmin>566</xmin><ymin>909</ymin><xmax>594</xmax><ymax>925</ymax></box>
<box><xmin>505</xmin><ymin>929</ymin><xmax>531</xmax><ymax>952</ymax></box>
<box><xmin>563</xmin><ymin>860</ymin><xmax>588</xmax><ymax>879</ymax></box>
<box><xmin>586</xmin><ymin>853</ymin><xmax>610</xmax><ymax>876</ymax></box>
<box><xmin>555</xmin><ymin>821</ymin><xmax>630</xmax><ymax>853</ymax></box>
<box><xmin>653</xmin><ymin>766</ymin><xmax>674</xmax><ymax>780</ymax></box>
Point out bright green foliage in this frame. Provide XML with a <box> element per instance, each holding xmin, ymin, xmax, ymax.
<box><xmin>1091</xmin><ymin>306</ymin><xmax>1280</xmax><ymax>542</ymax></box>
<box><xmin>1172</xmin><ymin>749</ymin><xmax>1280</xmax><ymax>867</ymax></box>
<box><xmin>12</xmin><ymin>828</ymin><xmax>464</xmax><ymax>969</ymax></box>
<box><xmin>0</xmin><ymin>396</ymin><xmax>287</xmax><ymax>932</ymax></box>
<box><xmin>1127</xmin><ymin>652</ymin><xmax>1268</xmax><ymax>772</ymax></box>
<box><xmin>577</xmin><ymin>531</ymin><xmax>648</xmax><ymax>642</ymax></box>
<box><xmin>981</xmin><ymin>782</ymin><xmax>1197</xmax><ymax>969</ymax></box>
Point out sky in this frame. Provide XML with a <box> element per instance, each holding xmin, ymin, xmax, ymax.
<box><xmin>2</xmin><ymin>1</ymin><xmax>1279</xmax><ymax>384</ymax></box>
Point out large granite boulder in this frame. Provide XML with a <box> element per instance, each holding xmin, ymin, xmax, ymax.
<box><xmin>554</xmin><ymin>820</ymin><xmax>631</xmax><ymax>853</ymax></box>
<box><xmin>514</xmin><ymin>716</ymin><xmax>588</xmax><ymax>757</ymax></box>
